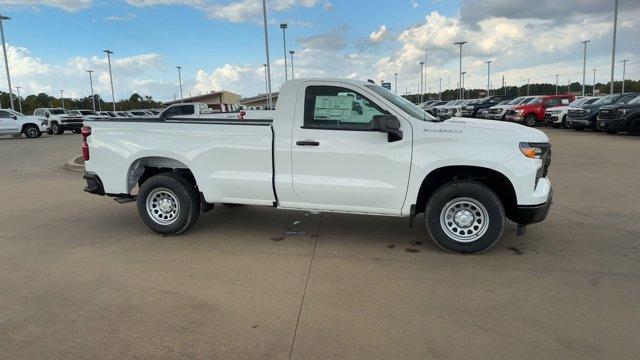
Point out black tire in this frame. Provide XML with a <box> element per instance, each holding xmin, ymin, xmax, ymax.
<box><xmin>23</xmin><ymin>124</ymin><xmax>41</xmax><ymax>139</ymax></box>
<box><xmin>628</xmin><ymin>119</ymin><xmax>640</xmax><ymax>136</ymax></box>
<box><xmin>425</xmin><ymin>180</ymin><xmax>505</xmax><ymax>254</ymax></box>
<box><xmin>51</xmin><ymin>122</ymin><xmax>64</xmax><ymax>135</ymax></box>
<box><xmin>561</xmin><ymin>115</ymin><xmax>568</xmax><ymax>129</ymax></box>
<box><xmin>137</xmin><ymin>172</ymin><xmax>201</xmax><ymax>235</ymax></box>
<box><xmin>523</xmin><ymin>115</ymin><xmax>537</xmax><ymax>127</ymax></box>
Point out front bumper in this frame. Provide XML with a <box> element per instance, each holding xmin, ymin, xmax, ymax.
<box><xmin>512</xmin><ymin>187</ymin><xmax>553</xmax><ymax>225</ymax></box>
<box><xmin>505</xmin><ymin>115</ymin><xmax>523</xmax><ymax>122</ymax></box>
<box><xmin>597</xmin><ymin>117</ymin><xmax>626</xmax><ymax>132</ymax></box>
<box><xmin>545</xmin><ymin>114</ymin><xmax>561</xmax><ymax>124</ymax></box>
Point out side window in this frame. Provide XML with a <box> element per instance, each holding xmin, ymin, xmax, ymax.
<box><xmin>0</xmin><ymin>110</ymin><xmax>10</xmax><ymax>118</ymax></box>
<box><xmin>303</xmin><ymin>86</ymin><xmax>386</xmax><ymax>130</ymax></box>
<box><xmin>561</xmin><ymin>99</ymin><xmax>570</xmax><ymax>105</ymax></box>
<box><xmin>178</xmin><ymin>105</ymin><xmax>195</xmax><ymax>116</ymax></box>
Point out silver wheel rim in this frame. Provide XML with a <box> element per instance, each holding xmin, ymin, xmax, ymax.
<box><xmin>146</xmin><ymin>188</ymin><xmax>180</xmax><ymax>225</ymax></box>
<box><xmin>440</xmin><ymin>197</ymin><xmax>489</xmax><ymax>243</ymax></box>
<box><xmin>26</xmin><ymin>127</ymin><xmax>38</xmax><ymax>137</ymax></box>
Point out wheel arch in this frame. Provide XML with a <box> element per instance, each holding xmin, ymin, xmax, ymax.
<box><xmin>20</xmin><ymin>123</ymin><xmax>39</xmax><ymax>133</ymax></box>
<box><xmin>415</xmin><ymin>165</ymin><xmax>518</xmax><ymax>221</ymax></box>
<box><xmin>126</xmin><ymin>156</ymin><xmax>196</xmax><ymax>193</ymax></box>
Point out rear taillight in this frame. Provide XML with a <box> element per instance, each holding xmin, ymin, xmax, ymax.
<box><xmin>81</xmin><ymin>126</ymin><xmax>91</xmax><ymax>161</ymax></box>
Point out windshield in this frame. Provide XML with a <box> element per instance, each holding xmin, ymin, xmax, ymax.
<box><xmin>569</xmin><ymin>98</ymin><xmax>589</xmax><ymax>107</ymax></box>
<box><xmin>80</xmin><ymin>110</ymin><xmax>96</xmax><ymax>115</ymax></box>
<box><xmin>627</xmin><ymin>95</ymin><xmax>640</xmax><ymax>105</ymax></box>
<box><xmin>49</xmin><ymin>109</ymin><xmax>67</xmax><ymax>115</ymax></box>
<box><xmin>593</xmin><ymin>94</ymin><xmax>618</xmax><ymax>105</ymax></box>
<box><xmin>366</xmin><ymin>85</ymin><xmax>437</xmax><ymax>121</ymax></box>
<box><xmin>616</xmin><ymin>94</ymin><xmax>639</xmax><ymax>104</ymax></box>
<box><xmin>526</xmin><ymin>97</ymin><xmax>542</xmax><ymax>105</ymax></box>
<box><xmin>507</xmin><ymin>97</ymin><xmax>525</xmax><ymax>105</ymax></box>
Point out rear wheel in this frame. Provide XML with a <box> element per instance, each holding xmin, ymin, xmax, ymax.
<box><xmin>425</xmin><ymin>181</ymin><xmax>505</xmax><ymax>254</ymax></box>
<box><xmin>23</xmin><ymin>124</ymin><xmax>41</xmax><ymax>138</ymax></box>
<box><xmin>137</xmin><ymin>172</ymin><xmax>201</xmax><ymax>235</ymax></box>
<box><xmin>50</xmin><ymin>122</ymin><xmax>64</xmax><ymax>135</ymax></box>
<box><xmin>523</xmin><ymin>115</ymin><xmax>537</xmax><ymax>127</ymax></box>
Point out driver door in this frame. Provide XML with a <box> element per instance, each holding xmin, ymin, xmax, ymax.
<box><xmin>0</xmin><ymin>110</ymin><xmax>19</xmax><ymax>133</ymax></box>
<box><xmin>289</xmin><ymin>84</ymin><xmax>412</xmax><ymax>214</ymax></box>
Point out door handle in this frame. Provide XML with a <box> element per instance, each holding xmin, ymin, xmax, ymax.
<box><xmin>296</xmin><ymin>140</ymin><xmax>320</xmax><ymax>146</ymax></box>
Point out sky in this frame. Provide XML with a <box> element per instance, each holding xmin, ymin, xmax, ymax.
<box><xmin>0</xmin><ymin>0</ymin><xmax>639</xmax><ymax>102</ymax></box>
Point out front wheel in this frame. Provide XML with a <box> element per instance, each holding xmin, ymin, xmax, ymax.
<box><xmin>561</xmin><ymin>115</ymin><xmax>568</xmax><ymax>129</ymax></box>
<box><xmin>23</xmin><ymin>124</ymin><xmax>42</xmax><ymax>138</ymax></box>
<box><xmin>523</xmin><ymin>115</ymin><xmax>537</xmax><ymax>127</ymax></box>
<box><xmin>137</xmin><ymin>172</ymin><xmax>201</xmax><ymax>235</ymax></box>
<box><xmin>628</xmin><ymin>119</ymin><xmax>640</xmax><ymax>136</ymax></box>
<box><xmin>50</xmin><ymin>122</ymin><xmax>64</xmax><ymax>135</ymax></box>
<box><xmin>425</xmin><ymin>181</ymin><xmax>505</xmax><ymax>254</ymax></box>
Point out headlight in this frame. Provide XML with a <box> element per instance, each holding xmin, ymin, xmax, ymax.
<box><xmin>583</xmin><ymin>108</ymin><xmax>591</xmax><ymax>115</ymax></box>
<box><xmin>519</xmin><ymin>142</ymin><xmax>549</xmax><ymax>159</ymax></box>
<box><xmin>550</xmin><ymin>110</ymin><xmax>561</xmax><ymax>114</ymax></box>
<box><xmin>515</xmin><ymin>109</ymin><xmax>524</xmax><ymax>115</ymax></box>
<box><xmin>620</xmin><ymin>109</ymin><xmax>630</xmax><ymax>115</ymax></box>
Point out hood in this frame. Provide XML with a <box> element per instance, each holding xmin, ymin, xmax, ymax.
<box><xmin>443</xmin><ymin>117</ymin><xmax>549</xmax><ymax>143</ymax></box>
<box><xmin>512</xmin><ymin>103</ymin><xmax>540</xmax><ymax>110</ymax></box>
<box><xmin>546</xmin><ymin>105</ymin><xmax>567</xmax><ymax>111</ymax></box>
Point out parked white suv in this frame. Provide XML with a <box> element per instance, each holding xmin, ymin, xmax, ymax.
<box><xmin>33</xmin><ymin>108</ymin><xmax>84</xmax><ymax>134</ymax></box>
<box><xmin>0</xmin><ymin>109</ymin><xmax>47</xmax><ymax>138</ymax></box>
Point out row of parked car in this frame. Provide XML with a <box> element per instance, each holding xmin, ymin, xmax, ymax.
<box><xmin>419</xmin><ymin>92</ymin><xmax>640</xmax><ymax>136</ymax></box>
<box><xmin>0</xmin><ymin>107</ymin><xmax>163</xmax><ymax>138</ymax></box>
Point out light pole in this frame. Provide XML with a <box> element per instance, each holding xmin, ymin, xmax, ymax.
<box><xmin>0</xmin><ymin>14</ymin><xmax>14</xmax><ymax>110</ymax></box>
<box><xmin>59</xmin><ymin>90</ymin><xmax>65</xmax><ymax>109</ymax></box>
<box><xmin>419</xmin><ymin>61</ymin><xmax>424</xmax><ymax>103</ymax></box>
<box><xmin>263</xmin><ymin>64</ymin><xmax>269</xmax><ymax>108</ymax></box>
<box><xmin>262</xmin><ymin>0</ymin><xmax>272</xmax><ymax>109</ymax></box>
<box><xmin>87</xmin><ymin>70</ymin><xmax>96</xmax><ymax>111</ymax></box>
<box><xmin>592</xmin><ymin>68</ymin><xmax>597</xmax><ymax>96</ymax></box>
<box><xmin>580</xmin><ymin>40</ymin><xmax>590</xmax><ymax>96</ymax></box>
<box><xmin>394</xmin><ymin>73</ymin><xmax>398</xmax><ymax>94</ymax></box>
<box><xmin>289</xmin><ymin>50</ymin><xmax>295</xmax><ymax>79</ymax></box>
<box><xmin>555</xmin><ymin>74</ymin><xmax>559</xmax><ymax>95</ymax></box>
<box><xmin>621</xmin><ymin>59</ymin><xmax>629</xmax><ymax>93</ymax></box>
<box><xmin>176</xmin><ymin>66</ymin><xmax>184</xmax><ymax>102</ymax></box>
<box><xmin>453</xmin><ymin>41</ymin><xmax>467</xmax><ymax>100</ymax></box>
<box><xmin>527</xmin><ymin>79</ymin><xmax>530</xmax><ymax>96</ymax></box>
<box><xmin>461</xmin><ymin>71</ymin><xmax>466</xmax><ymax>99</ymax></box>
<box><xmin>103</xmin><ymin>50</ymin><xmax>116</xmax><ymax>111</ymax></box>
<box><xmin>502</xmin><ymin>75</ymin><xmax>505</xmax><ymax>95</ymax></box>
<box><xmin>15</xmin><ymin>85</ymin><xmax>21</xmax><ymax>113</ymax></box>
<box><xmin>280</xmin><ymin>23</ymin><xmax>288</xmax><ymax>82</ymax></box>
<box><xmin>610</xmin><ymin>0</ymin><xmax>618</xmax><ymax>94</ymax></box>
<box><xmin>438</xmin><ymin>77</ymin><xmax>442</xmax><ymax>100</ymax></box>
<box><xmin>423</xmin><ymin>48</ymin><xmax>428</xmax><ymax>100</ymax></box>
<box><xmin>485</xmin><ymin>60</ymin><xmax>492</xmax><ymax>97</ymax></box>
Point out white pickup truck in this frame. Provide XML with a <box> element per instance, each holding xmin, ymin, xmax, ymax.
<box><xmin>0</xmin><ymin>108</ymin><xmax>47</xmax><ymax>138</ymax></box>
<box><xmin>82</xmin><ymin>79</ymin><xmax>553</xmax><ymax>254</ymax></box>
<box><xmin>33</xmin><ymin>108</ymin><xmax>84</xmax><ymax>134</ymax></box>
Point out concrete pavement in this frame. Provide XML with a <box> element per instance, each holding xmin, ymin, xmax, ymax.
<box><xmin>0</xmin><ymin>130</ymin><xmax>639</xmax><ymax>359</ymax></box>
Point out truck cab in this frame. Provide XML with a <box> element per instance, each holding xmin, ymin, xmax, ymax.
<box><xmin>506</xmin><ymin>94</ymin><xmax>575</xmax><ymax>127</ymax></box>
<box><xmin>597</xmin><ymin>94</ymin><xmax>640</xmax><ymax>135</ymax></box>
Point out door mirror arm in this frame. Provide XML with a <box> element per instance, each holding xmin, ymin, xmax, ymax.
<box><xmin>371</xmin><ymin>114</ymin><xmax>403</xmax><ymax>142</ymax></box>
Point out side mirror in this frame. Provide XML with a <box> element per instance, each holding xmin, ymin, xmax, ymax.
<box><xmin>11</xmin><ymin>115</ymin><xmax>17</xmax><ymax>120</ymax></box>
<box><xmin>371</xmin><ymin>114</ymin><xmax>403</xmax><ymax>142</ymax></box>
<box><xmin>45</xmin><ymin>113</ymin><xmax>50</xmax><ymax>118</ymax></box>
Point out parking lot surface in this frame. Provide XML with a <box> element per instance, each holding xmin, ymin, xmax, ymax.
<box><xmin>1</xmin><ymin>130</ymin><xmax>639</xmax><ymax>359</ymax></box>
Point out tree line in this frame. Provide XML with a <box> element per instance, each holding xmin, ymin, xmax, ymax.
<box><xmin>403</xmin><ymin>79</ymin><xmax>640</xmax><ymax>103</ymax></box>
<box><xmin>0</xmin><ymin>92</ymin><xmax>163</xmax><ymax>115</ymax></box>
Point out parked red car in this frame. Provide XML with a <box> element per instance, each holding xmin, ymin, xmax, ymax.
<box><xmin>505</xmin><ymin>94</ymin><xmax>575</xmax><ymax>127</ymax></box>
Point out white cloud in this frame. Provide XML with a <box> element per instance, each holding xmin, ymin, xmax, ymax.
<box><xmin>103</xmin><ymin>13</ymin><xmax>137</xmax><ymax>21</ymax></box>
<box><xmin>369</xmin><ymin>25</ymin><xmax>389</xmax><ymax>43</ymax></box>
<box><xmin>0</xmin><ymin>0</ymin><xmax>92</xmax><ymax>11</ymax></box>
<box><xmin>323</xmin><ymin>1</ymin><xmax>333</xmax><ymax>11</ymax></box>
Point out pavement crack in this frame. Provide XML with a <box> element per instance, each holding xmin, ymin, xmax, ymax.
<box><xmin>288</xmin><ymin>213</ymin><xmax>322</xmax><ymax>360</ymax></box>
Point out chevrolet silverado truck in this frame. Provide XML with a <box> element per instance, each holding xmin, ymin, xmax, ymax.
<box><xmin>33</xmin><ymin>108</ymin><xmax>84</xmax><ymax>134</ymax></box>
<box><xmin>566</xmin><ymin>93</ymin><xmax>639</xmax><ymax>131</ymax></box>
<box><xmin>0</xmin><ymin>108</ymin><xmax>47</xmax><ymax>138</ymax></box>
<box><xmin>82</xmin><ymin>79</ymin><xmax>553</xmax><ymax>254</ymax></box>
<box><xmin>506</xmin><ymin>94</ymin><xmax>575</xmax><ymax>127</ymax></box>
<box><xmin>597</xmin><ymin>94</ymin><xmax>640</xmax><ymax>135</ymax></box>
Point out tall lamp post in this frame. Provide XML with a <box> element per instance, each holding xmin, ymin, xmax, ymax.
<box><xmin>289</xmin><ymin>50</ymin><xmax>295</xmax><ymax>79</ymax></box>
<box><xmin>0</xmin><ymin>14</ymin><xmax>14</xmax><ymax>110</ymax></box>
<box><xmin>87</xmin><ymin>70</ymin><xmax>96</xmax><ymax>111</ymax></box>
<box><xmin>610</xmin><ymin>0</ymin><xmax>618</xmax><ymax>94</ymax></box>
<box><xmin>485</xmin><ymin>60</ymin><xmax>492</xmax><ymax>97</ymax></box>
<box><xmin>15</xmin><ymin>85</ymin><xmax>22</xmax><ymax>113</ymax></box>
<box><xmin>394</xmin><ymin>73</ymin><xmax>398</xmax><ymax>94</ymax></box>
<box><xmin>103</xmin><ymin>50</ymin><xmax>116</xmax><ymax>111</ymax></box>
<box><xmin>621</xmin><ymin>59</ymin><xmax>629</xmax><ymax>93</ymax></box>
<box><xmin>461</xmin><ymin>71</ymin><xmax>466</xmax><ymax>99</ymax></box>
<box><xmin>527</xmin><ymin>79</ymin><xmax>530</xmax><ymax>96</ymax></box>
<box><xmin>453</xmin><ymin>41</ymin><xmax>467</xmax><ymax>100</ymax></box>
<box><xmin>581</xmin><ymin>40</ymin><xmax>590</xmax><ymax>96</ymax></box>
<box><xmin>262</xmin><ymin>0</ymin><xmax>272</xmax><ymax>109</ymax></box>
<box><xmin>419</xmin><ymin>61</ymin><xmax>424</xmax><ymax>103</ymax></box>
<box><xmin>59</xmin><ymin>90</ymin><xmax>65</xmax><ymax>109</ymax></box>
<box><xmin>263</xmin><ymin>64</ymin><xmax>269</xmax><ymax>108</ymax></box>
<box><xmin>280</xmin><ymin>23</ymin><xmax>288</xmax><ymax>82</ymax></box>
<box><xmin>555</xmin><ymin>74</ymin><xmax>559</xmax><ymax>95</ymax></box>
<box><xmin>176</xmin><ymin>66</ymin><xmax>184</xmax><ymax>102</ymax></box>
<box><xmin>592</xmin><ymin>68</ymin><xmax>597</xmax><ymax>96</ymax></box>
